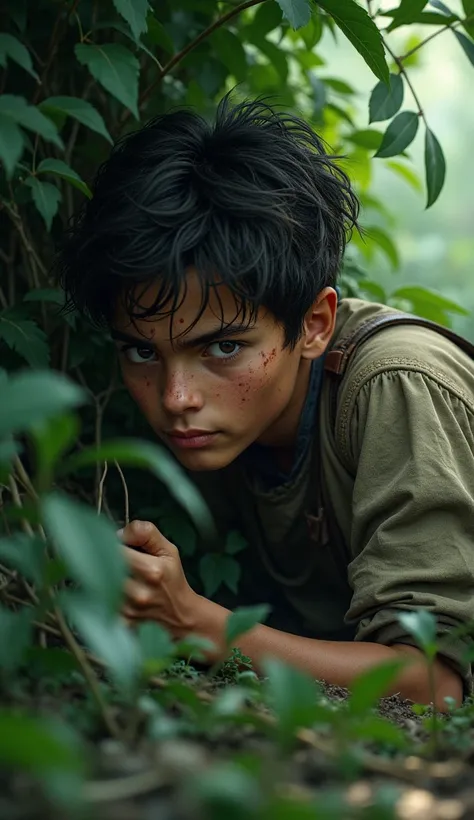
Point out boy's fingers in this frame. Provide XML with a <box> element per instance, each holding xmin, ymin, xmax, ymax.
<box><xmin>117</xmin><ymin>519</ymin><xmax>164</xmax><ymax>556</ymax></box>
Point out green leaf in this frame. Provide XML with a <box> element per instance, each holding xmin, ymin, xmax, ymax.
<box><xmin>25</xmin><ymin>178</ymin><xmax>61</xmax><ymax>230</ymax></box>
<box><xmin>386</xmin><ymin>159</ymin><xmax>423</xmax><ymax>191</ymax></box>
<box><xmin>461</xmin><ymin>0</ymin><xmax>474</xmax><ymax>37</ymax></box>
<box><xmin>324</xmin><ymin>77</ymin><xmax>355</xmax><ymax>95</ymax></box>
<box><xmin>225</xmin><ymin>604</ymin><xmax>270</xmax><ymax>646</ymax></box>
<box><xmin>375</xmin><ymin>111</ymin><xmax>419</xmax><ymax>158</ymax></box>
<box><xmin>75</xmin><ymin>43</ymin><xmax>139</xmax><ymax>119</ymax></box>
<box><xmin>453</xmin><ymin>30</ymin><xmax>474</xmax><ymax>66</ymax></box>
<box><xmin>424</xmin><ymin>127</ymin><xmax>446</xmax><ymax>208</ymax></box>
<box><xmin>146</xmin><ymin>15</ymin><xmax>175</xmax><ymax>54</ymax></box>
<box><xmin>369</xmin><ymin>73</ymin><xmax>404</xmax><ymax>123</ymax></box>
<box><xmin>0</xmin><ymin>533</ymin><xmax>45</xmax><ymax>584</ymax></box>
<box><xmin>253</xmin><ymin>37</ymin><xmax>288</xmax><ymax>82</ymax></box>
<box><xmin>225</xmin><ymin>531</ymin><xmax>248</xmax><ymax>556</ymax></box>
<box><xmin>63</xmin><ymin>594</ymin><xmax>141</xmax><ymax>693</ymax></box>
<box><xmin>39</xmin><ymin>96</ymin><xmax>112</xmax><ymax>143</ymax></box>
<box><xmin>0</xmin><ymin>116</ymin><xmax>24</xmax><ymax>178</ymax></box>
<box><xmin>224</xmin><ymin>557</ymin><xmax>241</xmax><ymax>594</ymax></box>
<box><xmin>431</xmin><ymin>0</ymin><xmax>454</xmax><ymax>14</ymax></box>
<box><xmin>275</xmin><ymin>0</ymin><xmax>311</xmax><ymax>29</ymax></box>
<box><xmin>0</xmin><ymin>371</ymin><xmax>84</xmax><ymax>439</ymax></box>
<box><xmin>23</xmin><ymin>287</ymin><xmax>65</xmax><ymax>305</ymax></box>
<box><xmin>37</xmin><ymin>158</ymin><xmax>92</xmax><ymax>199</ymax></box>
<box><xmin>42</xmin><ymin>493</ymin><xmax>127</xmax><ymax>611</ymax></box>
<box><xmin>61</xmin><ymin>439</ymin><xmax>213</xmax><ymax>535</ymax></box>
<box><xmin>388</xmin><ymin>0</ymin><xmax>428</xmax><ymax>30</ymax></box>
<box><xmin>346</xmin><ymin>128</ymin><xmax>383</xmax><ymax>150</ymax></box>
<box><xmin>137</xmin><ymin>622</ymin><xmax>175</xmax><ymax>674</ymax></box>
<box><xmin>0</xmin><ymin>605</ymin><xmax>34</xmax><ymax>673</ymax></box>
<box><xmin>0</xmin><ymin>95</ymin><xmax>63</xmax><ymax>148</ymax></box>
<box><xmin>263</xmin><ymin>659</ymin><xmax>326</xmax><ymax>744</ymax></box>
<box><xmin>349</xmin><ymin>660</ymin><xmax>407</xmax><ymax>716</ymax></box>
<box><xmin>0</xmin><ymin>33</ymin><xmax>38</xmax><ymax>79</ymax></box>
<box><xmin>365</xmin><ymin>226</ymin><xmax>400</xmax><ymax>269</ymax></box>
<box><xmin>317</xmin><ymin>0</ymin><xmax>389</xmax><ymax>83</ymax></box>
<box><xmin>0</xmin><ymin>711</ymin><xmax>84</xmax><ymax>773</ymax></box>
<box><xmin>397</xmin><ymin>609</ymin><xmax>438</xmax><ymax>657</ymax></box>
<box><xmin>390</xmin><ymin>285</ymin><xmax>469</xmax><ymax>316</ymax></box>
<box><xmin>350</xmin><ymin>715</ymin><xmax>408</xmax><ymax>748</ymax></box>
<box><xmin>0</xmin><ymin>314</ymin><xmax>50</xmax><ymax>367</ymax></box>
<box><xmin>112</xmin><ymin>0</ymin><xmax>149</xmax><ymax>41</ymax></box>
<box><xmin>248</xmin><ymin>1</ymin><xmax>283</xmax><ymax>37</ymax></box>
<box><xmin>210</xmin><ymin>29</ymin><xmax>248</xmax><ymax>81</ymax></box>
<box><xmin>160</xmin><ymin>513</ymin><xmax>197</xmax><ymax>556</ymax></box>
<box><xmin>199</xmin><ymin>553</ymin><xmax>238</xmax><ymax>598</ymax></box>
<box><xmin>32</xmin><ymin>414</ymin><xmax>79</xmax><ymax>488</ymax></box>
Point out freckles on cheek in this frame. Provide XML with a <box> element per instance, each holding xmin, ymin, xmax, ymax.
<box><xmin>229</xmin><ymin>350</ymin><xmax>278</xmax><ymax>406</ymax></box>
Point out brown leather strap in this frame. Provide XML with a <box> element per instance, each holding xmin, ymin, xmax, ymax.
<box><xmin>325</xmin><ymin>312</ymin><xmax>474</xmax><ymax>377</ymax></box>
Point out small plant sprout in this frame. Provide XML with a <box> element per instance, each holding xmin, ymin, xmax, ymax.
<box><xmin>397</xmin><ymin>609</ymin><xmax>440</xmax><ymax>751</ymax></box>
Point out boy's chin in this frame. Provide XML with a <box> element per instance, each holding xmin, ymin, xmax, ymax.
<box><xmin>169</xmin><ymin>442</ymin><xmax>245</xmax><ymax>472</ymax></box>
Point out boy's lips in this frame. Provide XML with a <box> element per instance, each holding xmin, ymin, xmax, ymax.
<box><xmin>164</xmin><ymin>429</ymin><xmax>219</xmax><ymax>450</ymax></box>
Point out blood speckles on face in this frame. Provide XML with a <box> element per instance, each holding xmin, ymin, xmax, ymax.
<box><xmin>178</xmin><ymin>318</ymin><xmax>184</xmax><ymax>324</ymax></box>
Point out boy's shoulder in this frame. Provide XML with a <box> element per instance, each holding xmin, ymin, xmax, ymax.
<box><xmin>331</xmin><ymin>297</ymin><xmax>474</xmax><ymax>409</ymax></box>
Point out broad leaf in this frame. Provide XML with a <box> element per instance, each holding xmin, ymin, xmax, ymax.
<box><xmin>388</xmin><ymin>0</ymin><xmax>428</xmax><ymax>30</ymax></box>
<box><xmin>317</xmin><ymin>0</ymin><xmax>389</xmax><ymax>83</ymax></box>
<box><xmin>210</xmin><ymin>29</ymin><xmax>248</xmax><ymax>82</ymax></box>
<box><xmin>369</xmin><ymin>73</ymin><xmax>404</xmax><ymax>123</ymax></box>
<box><xmin>263</xmin><ymin>659</ymin><xmax>326</xmax><ymax>744</ymax></box>
<box><xmin>0</xmin><ymin>371</ymin><xmax>84</xmax><ymax>438</ymax></box>
<box><xmin>63</xmin><ymin>593</ymin><xmax>141</xmax><ymax>693</ymax></box>
<box><xmin>225</xmin><ymin>604</ymin><xmax>270</xmax><ymax>646</ymax></box>
<box><xmin>366</xmin><ymin>226</ymin><xmax>400</xmax><ymax>269</ymax></box>
<box><xmin>349</xmin><ymin>660</ymin><xmax>407</xmax><ymax>715</ymax></box>
<box><xmin>23</xmin><ymin>287</ymin><xmax>65</xmax><ymax>305</ymax></box>
<box><xmin>39</xmin><ymin>96</ymin><xmax>112</xmax><ymax>143</ymax></box>
<box><xmin>453</xmin><ymin>29</ymin><xmax>474</xmax><ymax>66</ymax></box>
<box><xmin>37</xmin><ymin>158</ymin><xmax>92</xmax><ymax>199</ymax></box>
<box><xmin>0</xmin><ymin>313</ymin><xmax>50</xmax><ymax>367</ymax></box>
<box><xmin>430</xmin><ymin>0</ymin><xmax>455</xmax><ymax>13</ymax></box>
<box><xmin>462</xmin><ymin>0</ymin><xmax>474</xmax><ymax>37</ymax></box>
<box><xmin>0</xmin><ymin>533</ymin><xmax>45</xmax><ymax>584</ymax></box>
<box><xmin>391</xmin><ymin>285</ymin><xmax>469</xmax><ymax>316</ymax></box>
<box><xmin>0</xmin><ymin>116</ymin><xmax>24</xmax><ymax>178</ymax></box>
<box><xmin>199</xmin><ymin>553</ymin><xmax>238</xmax><ymax>598</ymax></box>
<box><xmin>386</xmin><ymin>160</ymin><xmax>423</xmax><ymax>191</ymax></box>
<box><xmin>25</xmin><ymin>178</ymin><xmax>61</xmax><ymax>230</ymax></box>
<box><xmin>75</xmin><ymin>43</ymin><xmax>139</xmax><ymax>119</ymax></box>
<box><xmin>0</xmin><ymin>33</ymin><xmax>38</xmax><ymax>79</ymax></box>
<box><xmin>113</xmin><ymin>0</ymin><xmax>149</xmax><ymax>41</ymax></box>
<box><xmin>146</xmin><ymin>16</ymin><xmax>175</xmax><ymax>54</ymax></box>
<box><xmin>375</xmin><ymin>111</ymin><xmax>419</xmax><ymax>158</ymax></box>
<box><xmin>0</xmin><ymin>95</ymin><xmax>63</xmax><ymax>148</ymax></box>
<box><xmin>248</xmin><ymin>1</ymin><xmax>283</xmax><ymax>37</ymax></box>
<box><xmin>61</xmin><ymin>439</ymin><xmax>213</xmax><ymax>535</ymax></box>
<box><xmin>275</xmin><ymin>0</ymin><xmax>311</xmax><ymax>29</ymax></box>
<box><xmin>225</xmin><ymin>531</ymin><xmax>248</xmax><ymax>556</ymax></box>
<box><xmin>0</xmin><ymin>711</ymin><xmax>84</xmax><ymax>773</ymax></box>
<box><xmin>42</xmin><ymin>494</ymin><xmax>127</xmax><ymax>611</ymax></box>
<box><xmin>397</xmin><ymin>609</ymin><xmax>438</xmax><ymax>658</ymax></box>
<box><xmin>0</xmin><ymin>605</ymin><xmax>34</xmax><ymax>673</ymax></box>
<box><xmin>32</xmin><ymin>414</ymin><xmax>79</xmax><ymax>487</ymax></box>
<box><xmin>424</xmin><ymin>127</ymin><xmax>446</xmax><ymax>208</ymax></box>
<box><xmin>137</xmin><ymin>622</ymin><xmax>175</xmax><ymax>674</ymax></box>
<box><xmin>346</xmin><ymin>129</ymin><xmax>383</xmax><ymax>150</ymax></box>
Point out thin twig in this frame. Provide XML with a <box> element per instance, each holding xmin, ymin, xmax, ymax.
<box><xmin>384</xmin><ymin>40</ymin><xmax>425</xmax><ymax>120</ymax></box>
<box><xmin>114</xmin><ymin>461</ymin><xmax>130</xmax><ymax>526</ymax></box>
<box><xmin>399</xmin><ymin>16</ymin><xmax>473</xmax><ymax>63</ymax></box>
<box><xmin>97</xmin><ymin>461</ymin><xmax>108</xmax><ymax>514</ymax></box>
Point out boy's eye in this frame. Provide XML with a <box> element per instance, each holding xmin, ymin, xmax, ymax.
<box><xmin>121</xmin><ymin>345</ymin><xmax>157</xmax><ymax>363</ymax></box>
<box><xmin>206</xmin><ymin>341</ymin><xmax>241</xmax><ymax>359</ymax></box>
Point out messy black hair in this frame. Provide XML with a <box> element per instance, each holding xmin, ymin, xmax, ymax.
<box><xmin>58</xmin><ymin>95</ymin><xmax>359</xmax><ymax>348</ymax></box>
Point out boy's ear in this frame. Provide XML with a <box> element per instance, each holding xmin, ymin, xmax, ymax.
<box><xmin>300</xmin><ymin>287</ymin><xmax>338</xmax><ymax>360</ymax></box>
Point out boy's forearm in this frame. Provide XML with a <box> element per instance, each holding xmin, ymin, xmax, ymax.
<box><xmin>192</xmin><ymin>596</ymin><xmax>462</xmax><ymax>711</ymax></box>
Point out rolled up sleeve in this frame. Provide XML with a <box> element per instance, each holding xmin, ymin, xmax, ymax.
<box><xmin>345</xmin><ymin>369</ymin><xmax>474</xmax><ymax>691</ymax></box>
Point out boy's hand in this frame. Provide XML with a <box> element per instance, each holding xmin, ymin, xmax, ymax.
<box><xmin>118</xmin><ymin>519</ymin><xmax>200</xmax><ymax>639</ymax></box>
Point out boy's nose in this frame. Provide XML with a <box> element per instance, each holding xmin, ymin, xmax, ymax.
<box><xmin>161</xmin><ymin>370</ymin><xmax>203</xmax><ymax>414</ymax></box>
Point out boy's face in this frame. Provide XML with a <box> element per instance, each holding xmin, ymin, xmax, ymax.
<box><xmin>112</xmin><ymin>270</ymin><xmax>336</xmax><ymax>471</ymax></box>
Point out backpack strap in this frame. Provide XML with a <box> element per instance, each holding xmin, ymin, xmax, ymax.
<box><xmin>323</xmin><ymin>312</ymin><xmax>474</xmax><ymax>431</ymax></box>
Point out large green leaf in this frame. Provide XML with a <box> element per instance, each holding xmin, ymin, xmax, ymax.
<box><xmin>225</xmin><ymin>604</ymin><xmax>270</xmax><ymax>646</ymax></box>
<box><xmin>388</xmin><ymin>0</ymin><xmax>428</xmax><ymax>30</ymax></box>
<box><xmin>346</xmin><ymin>128</ymin><xmax>383</xmax><ymax>150</ymax></box>
<box><xmin>63</xmin><ymin>593</ymin><xmax>141</xmax><ymax>693</ymax></box>
<box><xmin>386</xmin><ymin>159</ymin><xmax>423</xmax><ymax>191</ymax></box>
<box><xmin>0</xmin><ymin>533</ymin><xmax>45</xmax><ymax>584</ymax></box>
<box><xmin>397</xmin><ymin>609</ymin><xmax>438</xmax><ymax>659</ymax></box>
<box><xmin>424</xmin><ymin>127</ymin><xmax>446</xmax><ymax>208</ymax></box>
<box><xmin>112</xmin><ymin>0</ymin><xmax>149</xmax><ymax>41</ymax></box>
<box><xmin>391</xmin><ymin>285</ymin><xmax>469</xmax><ymax>316</ymax></box>
<box><xmin>453</xmin><ymin>29</ymin><xmax>474</xmax><ymax>66</ymax></box>
<box><xmin>42</xmin><ymin>493</ymin><xmax>126</xmax><ymax>611</ymax></box>
<box><xmin>0</xmin><ymin>116</ymin><xmax>24</xmax><ymax>178</ymax></box>
<box><xmin>365</xmin><ymin>226</ymin><xmax>400</xmax><ymax>269</ymax></box>
<box><xmin>0</xmin><ymin>605</ymin><xmax>34</xmax><ymax>673</ymax></box>
<box><xmin>0</xmin><ymin>95</ymin><xmax>63</xmax><ymax>148</ymax></box>
<box><xmin>462</xmin><ymin>0</ymin><xmax>474</xmax><ymax>37</ymax></box>
<box><xmin>210</xmin><ymin>29</ymin><xmax>248</xmax><ymax>82</ymax></box>
<box><xmin>375</xmin><ymin>111</ymin><xmax>419</xmax><ymax>158</ymax></box>
<box><xmin>0</xmin><ymin>711</ymin><xmax>84</xmax><ymax>773</ymax></box>
<box><xmin>275</xmin><ymin>0</ymin><xmax>311</xmax><ymax>29</ymax></box>
<box><xmin>199</xmin><ymin>553</ymin><xmax>240</xmax><ymax>597</ymax></box>
<box><xmin>37</xmin><ymin>159</ymin><xmax>92</xmax><ymax>199</ymax></box>
<box><xmin>0</xmin><ymin>32</ymin><xmax>38</xmax><ymax>79</ymax></box>
<box><xmin>369</xmin><ymin>73</ymin><xmax>404</xmax><ymax>123</ymax></box>
<box><xmin>263</xmin><ymin>659</ymin><xmax>327</xmax><ymax>745</ymax></box>
<box><xmin>247</xmin><ymin>1</ymin><xmax>283</xmax><ymax>37</ymax></box>
<box><xmin>348</xmin><ymin>660</ymin><xmax>406</xmax><ymax>715</ymax></box>
<box><xmin>61</xmin><ymin>439</ymin><xmax>213</xmax><ymax>535</ymax></box>
<box><xmin>0</xmin><ymin>371</ymin><xmax>84</xmax><ymax>438</ymax></box>
<box><xmin>0</xmin><ymin>313</ymin><xmax>50</xmax><ymax>367</ymax></box>
<box><xmin>24</xmin><ymin>177</ymin><xmax>61</xmax><ymax>230</ymax></box>
<box><xmin>39</xmin><ymin>96</ymin><xmax>112</xmax><ymax>143</ymax></box>
<box><xmin>75</xmin><ymin>43</ymin><xmax>139</xmax><ymax>119</ymax></box>
<box><xmin>317</xmin><ymin>0</ymin><xmax>389</xmax><ymax>83</ymax></box>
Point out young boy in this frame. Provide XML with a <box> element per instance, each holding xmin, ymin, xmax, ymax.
<box><xmin>59</xmin><ymin>97</ymin><xmax>474</xmax><ymax>708</ymax></box>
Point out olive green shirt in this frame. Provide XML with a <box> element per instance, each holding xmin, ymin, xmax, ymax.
<box><xmin>190</xmin><ymin>298</ymin><xmax>474</xmax><ymax>689</ymax></box>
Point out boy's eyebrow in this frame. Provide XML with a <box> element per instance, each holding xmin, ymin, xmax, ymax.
<box><xmin>110</xmin><ymin>322</ymin><xmax>255</xmax><ymax>349</ymax></box>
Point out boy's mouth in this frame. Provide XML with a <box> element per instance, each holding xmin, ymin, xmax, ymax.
<box><xmin>165</xmin><ymin>429</ymin><xmax>218</xmax><ymax>450</ymax></box>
